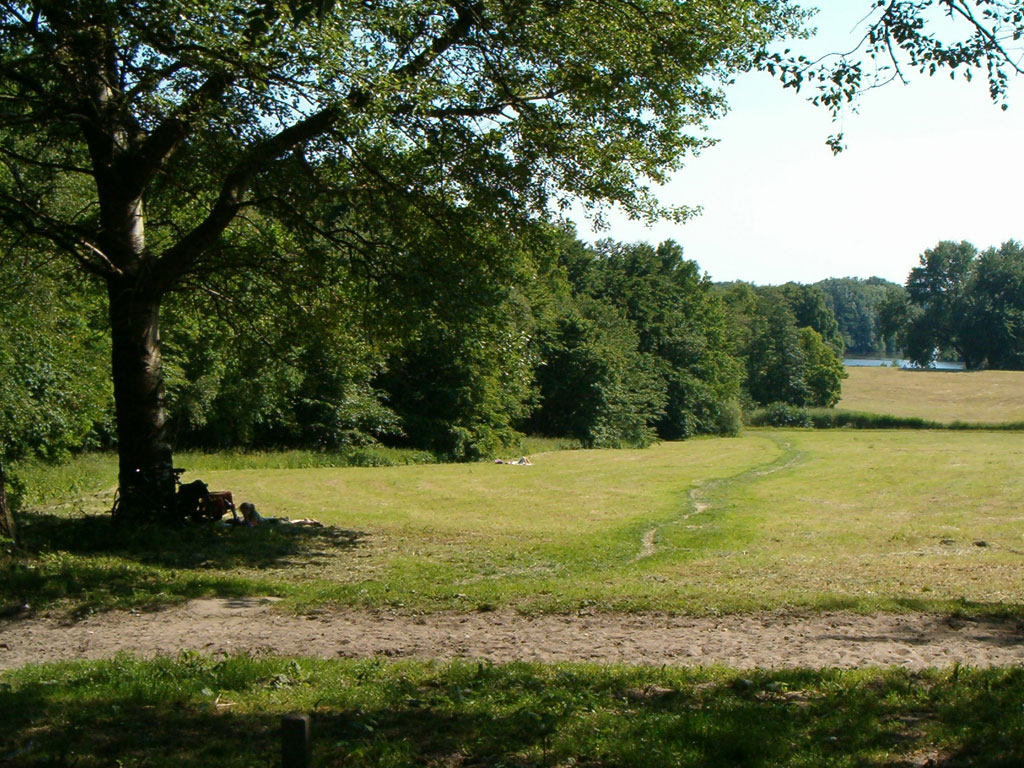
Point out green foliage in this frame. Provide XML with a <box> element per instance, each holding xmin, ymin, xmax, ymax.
<box><xmin>379</xmin><ymin>320</ymin><xmax>535</xmax><ymax>460</ymax></box>
<box><xmin>0</xmin><ymin>0</ymin><xmax>812</xmax><ymax>508</ymax></box>
<box><xmin>963</xmin><ymin>241</ymin><xmax>1024</xmax><ymax>370</ymax></box>
<box><xmin>903</xmin><ymin>240</ymin><xmax>976</xmax><ymax>366</ymax></box>
<box><xmin>530</xmin><ymin>236</ymin><xmax>742</xmax><ymax>445</ymax></box>
<box><xmin>749</xmin><ymin>407</ymin><xmax>947</xmax><ymax>430</ymax></box>
<box><xmin>0</xmin><ymin>0</ymin><xmax>812</xmax><ymax>293</ymax></box>
<box><xmin>874</xmin><ymin>283</ymin><xmax>914</xmax><ymax>356</ymax></box>
<box><xmin>0</xmin><ymin>261</ymin><xmax>111</xmax><ymax>465</ymax></box>
<box><xmin>773</xmin><ymin>283</ymin><xmax>844</xmax><ymax>354</ymax></box>
<box><xmin>749</xmin><ymin>402</ymin><xmax>813</xmax><ymax>428</ymax></box>
<box><xmin>3</xmin><ymin>0</ymin><xmax>1021</xmax><ymax>493</ymax></box>
<box><xmin>798</xmin><ymin>327</ymin><xmax>846</xmax><ymax>407</ymax></box>
<box><xmin>730</xmin><ymin>288</ymin><xmax>846</xmax><ymax>409</ymax></box>
<box><xmin>529</xmin><ymin>296</ymin><xmax>663</xmax><ymax>448</ymax></box>
<box><xmin>161</xmin><ymin>273</ymin><xmax>400</xmax><ymax>451</ymax></box>
<box><xmin>743</xmin><ymin>297</ymin><xmax>808</xmax><ymax>406</ymax></box>
<box><xmin>816</xmin><ymin>276</ymin><xmax>901</xmax><ymax>356</ymax></box>
<box><xmin>586</xmin><ymin>241</ymin><xmax>743</xmax><ymax>440</ymax></box>
<box><xmin>888</xmin><ymin>240</ymin><xmax>1024</xmax><ymax>370</ymax></box>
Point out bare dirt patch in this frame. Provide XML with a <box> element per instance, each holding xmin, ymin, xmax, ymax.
<box><xmin>3</xmin><ymin>600</ymin><xmax>1023</xmax><ymax>670</ymax></box>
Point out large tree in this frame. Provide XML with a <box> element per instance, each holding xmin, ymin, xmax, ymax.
<box><xmin>894</xmin><ymin>239</ymin><xmax>1024</xmax><ymax>369</ymax></box>
<box><xmin>903</xmin><ymin>240</ymin><xmax>977</xmax><ymax>365</ymax></box>
<box><xmin>580</xmin><ymin>240</ymin><xmax>741</xmax><ymax>440</ymax></box>
<box><xmin>964</xmin><ymin>241</ymin><xmax>1024</xmax><ymax>369</ymax></box>
<box><xmin>1</xmin><ymin>0</ymin><xmax>1021</xmax><ymax>521</ymax></box>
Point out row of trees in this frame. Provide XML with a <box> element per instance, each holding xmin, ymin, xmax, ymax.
<box><xmin>879</xmin><ymin>240</ymin><xmax>1024</xmax><ymax>369</ymax></box>
<box><xmin>1</xmin><ymin>224</ymin><xmax>848</xmax><ymax>470</ymax></box>
<box><xmin>816</xmin><ymin>277</ymin><xmax>902</xmax><ymax>357</ymax></box>
<box><xmin>788</xmin><ymin>240</ymin><xmax>1024</xmax><ymax>371</ymax></box>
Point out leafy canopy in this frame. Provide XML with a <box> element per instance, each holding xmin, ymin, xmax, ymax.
<box><xmin>0</xmin><ymin>0</ymin><xmax>808</xmax><ymax>285</ymax></box>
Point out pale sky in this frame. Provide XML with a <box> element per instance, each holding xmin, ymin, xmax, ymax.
<box><xmin>575</xmin><ymin>4</ymin><xmax>1024</xmax><ymax>286</ymax></box>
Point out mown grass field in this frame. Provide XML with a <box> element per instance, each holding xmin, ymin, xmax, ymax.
<box><xmin>6</xmin><ymin>430</ymin><xmax>1024</xmax><ymax>617</ymax></box>
<box><xmin>6</xmin><ymin>410</ymin><xmax>1024</xmax><ymax>765</ymax></box>
<box><xmin>838</xmin><ymin>366</ymin><xmax>1024</xmax><ymax>424</ymax></box>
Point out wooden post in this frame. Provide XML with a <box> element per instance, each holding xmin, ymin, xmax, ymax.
<box><xmin>281</xmin><ymin>713</ymin><xmax>311</xmax><ymax>768</ymax></box>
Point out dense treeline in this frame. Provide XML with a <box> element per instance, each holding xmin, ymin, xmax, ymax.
<box><xmin>879</xmin><ymin>240</ymin><xmax>1024</xmax><ymax>370</ymax></box>
<box><xmin>815</xmin><ymin>277</ymin><xmax>902</xmax><ymax>357</ymax></box>
<box><xmin>10</xmin><ymin>231</ymin><xmax>1024</xmax><ymax>479</ymax></box>
<box><xmin>2</xmin><ymin>225</ymin><xmax>849</xmax><ymax>468</ymax></box>
<box><xmin>717</xmin><ymin>282</ymin><xmax>846</xmax><ymax>409</ymax></box>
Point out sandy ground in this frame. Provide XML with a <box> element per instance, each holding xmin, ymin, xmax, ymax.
<box><xmin>3</xmin><ymin>599</ymin><xmax>1024</xmax><ymax>671</ymax></box>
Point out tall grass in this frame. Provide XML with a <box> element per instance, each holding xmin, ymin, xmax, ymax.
<box><xmin>749</xmin><ymin>405</ymin><xmax>1024</xmax><ymax>431</ymax></box>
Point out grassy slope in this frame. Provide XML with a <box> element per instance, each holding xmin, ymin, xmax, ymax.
<box><xmin>7</xmin><ymin>430</ymin><xmax>1024</xmax><ymax>617</ymax></box>
<box><xmin>839</xmin><ymin>366</ymin><xmax>1024</xmax><ymax>424</ymax></box>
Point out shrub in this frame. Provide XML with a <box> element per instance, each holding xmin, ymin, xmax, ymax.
<box><xmin>749</xmin><ymin>402</ymin><xmax>813</xmax><ymax>428</ymax></box>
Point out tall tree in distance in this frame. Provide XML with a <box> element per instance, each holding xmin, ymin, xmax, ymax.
<box><xmin>903</xmin><ymin>241</ymin><xmax>976</xmax><ymax>366</ymax></box>
<box><xmin>886</xmin><ymin>240</ymin><xmax>1024</xmax><ymax>370</ymax></box>
<box><xmin>964</xmin><ymin>241</ymin><xmax>1024</xmax><ymax>369</ymax></box>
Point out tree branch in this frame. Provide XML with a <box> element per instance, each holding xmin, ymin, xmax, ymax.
<box><xmin>393</xmin><ymin>1</ymin><xmax>484</xmax><ymax>79</ymax></box>
<box><xmin>0</xmin><ymin>191</ymin><xmax>120</xmax><ymax>278</ymax></box>
<box><xmin>151</xmin><ymin>105</ymin><xmax>340</xmax><ymax>291</ymax></box>
<box><xmin>127</xmin><ymin>69</ymin><xmax>234</xmax><ymax>194</ymax></box>
<box><xmin>149</xmin><ymin>2</ymin><xmax>487</xmax><ymax>292</ymax></box>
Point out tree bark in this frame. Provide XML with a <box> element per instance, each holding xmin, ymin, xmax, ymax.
<box><xmin>0</xmin><ymin>458</ymin><xmax>15</xmax><ymax>544</ymax></box>
<box><xmin>107</xmin><ymin>278</ymin><xmax>176</xmax><ymax>522</ymax></box>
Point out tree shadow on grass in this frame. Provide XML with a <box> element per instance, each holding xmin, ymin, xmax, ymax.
<box><xmin>2</xmin><ymin>660</ymin><xmax>1023</xmax><ymax>767</ymax></box>
<box><xmin>0</xmin><ymin>511</ymin><xmax>368</xmax><ymax>614</ymax></box>
<box><xmin>15</xmin><ymin>510</ymin><xmax>366</xmax><ymax>569</ymax></box>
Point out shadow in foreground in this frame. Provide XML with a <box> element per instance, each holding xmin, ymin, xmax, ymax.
<box><xmin>2</xmin><ymin>658</ymin><xmax>1023</xmax><ymax>767</ymax></box>
<box><xmin>0</xmin><ymin>512</ymin><xmax>367</xmax><ymax>616</ymax></box>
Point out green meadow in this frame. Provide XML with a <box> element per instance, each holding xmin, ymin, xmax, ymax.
<box><xmin>7</xmin><ymin>381</ymin><xmax>1024</xmax><ymax>766</ymax></box>
<box><xmin>6</xmin><ymin>430</ymin><xmax>1024</xmax><ymax>617</ymax></box>
<box><xmin>839</xmin><ymin>366</ymin><xmax>1024</xmax><ymax>424</ymax></box>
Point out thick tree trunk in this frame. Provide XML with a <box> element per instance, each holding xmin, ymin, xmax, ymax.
<box><xmin>107</xmin><ymin>279</ymin><xmax>176</xmax><ymax>522</ymax></box>
<box><xmin>0</xmin><ymin>458</ymin><xmax>15</xmax><ymax>544</ymax></box>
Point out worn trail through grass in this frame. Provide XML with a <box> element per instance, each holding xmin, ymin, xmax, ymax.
<box><xmin>635</xmin><ymin>435</ymin><xmax>804</xmax><ymax>561</ymax></box>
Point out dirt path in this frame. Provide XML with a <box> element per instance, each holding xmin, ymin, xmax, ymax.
<box><xmin>3</xmin><ymin>599</ymin><xmax>1023</xmax><ymax>671</ymax></box>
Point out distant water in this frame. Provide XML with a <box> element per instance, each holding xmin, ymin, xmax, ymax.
<box><xmin>844</xmin><ymin>358</ymin><xmax>966</xmax><ymax>370</ymax></box>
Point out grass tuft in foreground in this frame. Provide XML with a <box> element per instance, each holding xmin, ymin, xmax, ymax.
<box><xmin>2</xmin><ymin>655</ymin><xmax>1023</xmax><ymax>767</ymax></box>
